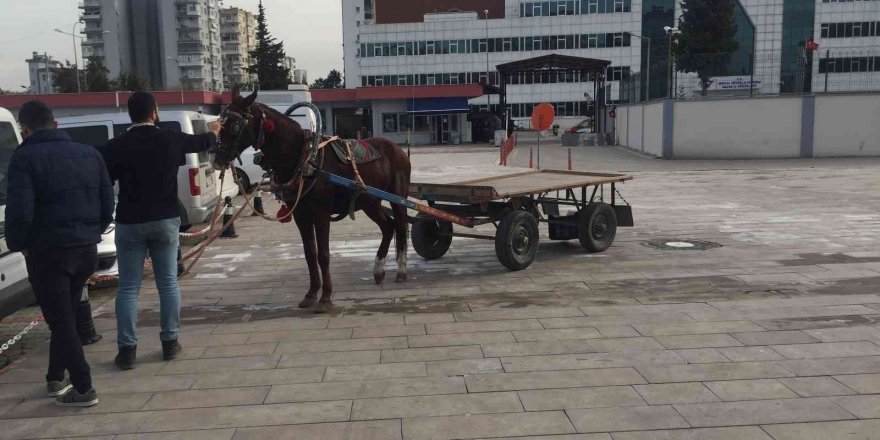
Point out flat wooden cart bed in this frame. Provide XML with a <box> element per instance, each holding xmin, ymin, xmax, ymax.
<box><xmin>406</xmin><ymin>170</ymin><xmax>634</xmax><ymax>270</ymax></box>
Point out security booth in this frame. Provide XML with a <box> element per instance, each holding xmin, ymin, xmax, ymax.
<box><xmin>496</xmin><ymin>54</ymin><xmax>612</xmax><ymax>142</ymax></box>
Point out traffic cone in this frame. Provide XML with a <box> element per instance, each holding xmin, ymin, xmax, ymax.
<box><xmin>77</xmin><ymin>286</ymin><xmax>102</xmax><ymax>346</ymax></box>
<box><xmin>220</xmin><ymin>196</ymin><xmax>238</xmax><ymax>238</ymax></box>
<box><xmin>252</xmin><ymin>191</ymin><xmax>265</xmax><ymax>216</ymax></box>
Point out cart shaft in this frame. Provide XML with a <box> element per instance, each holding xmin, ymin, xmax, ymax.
<box><xmin>322</xmin><ymin>171</ymin><xmax>475</xmax><ymax>228</ymax></box>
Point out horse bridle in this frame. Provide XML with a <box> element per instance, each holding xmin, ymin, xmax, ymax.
<box><xmin>213</xmin><ymin>105</ymin><xmax>266</xmax><ymax>166</ymax></box>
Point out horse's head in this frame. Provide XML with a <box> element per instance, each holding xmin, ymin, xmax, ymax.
<box><xmin>211</xmin><ymin>84</ymin><xmax>262</xmax><ymax>171</ymax></box>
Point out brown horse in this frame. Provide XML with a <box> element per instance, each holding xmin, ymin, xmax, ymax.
<box><xmin>212</xmin><ymin>86</ymin><xmax>412</xmax><ymax>313</ymax></box>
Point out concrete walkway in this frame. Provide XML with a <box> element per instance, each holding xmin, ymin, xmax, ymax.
<box><xmin>1</xmin><ymin>149</ymin><xmax>880</xmax><ymax>439</ymax></box>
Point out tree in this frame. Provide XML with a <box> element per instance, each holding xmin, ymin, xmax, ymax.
<box><xmin>309</xmin><ymin>69</ymin><xmax>344</xmax><ymax>89</ymax></box>
<box><xmin>85</xmin><ymin>56</ymin><xmax>111</xmax><ymax>92</ymax></box>
<box><xmin>113</xmin><ymin>71</ymin><xmax>147</xmax><ymax>91</ymax></box>
<box><xmin>247</xmin><ymin>0</ymin><xmax>292</xmax><ymax>90</ymax></box>
<box><xmin>52</xmin><ymin>61</ymin><xmax>81</xmax><ymax>93</ymax></box>
<box><xmin>674</xmin><ymin>0</ymin><xmax>740</xmax><ymax>96</ymax></box>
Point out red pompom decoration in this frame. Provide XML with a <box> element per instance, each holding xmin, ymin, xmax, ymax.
<box><xmin>277</xmin><ymin>205</ymin><xmax>292</xmax><ymax>223</ymax></box>
<box><xmin>262</xmin><ymin>119</ymin><xmax>276</xmax><ymax>133</ymax></box>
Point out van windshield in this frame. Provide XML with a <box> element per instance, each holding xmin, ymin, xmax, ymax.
<box><xmin>0</xmin><ymin>121</ymin><xmax>20</xmax><ymax>206</ymax></box>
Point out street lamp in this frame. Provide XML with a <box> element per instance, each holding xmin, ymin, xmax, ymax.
<box><xmin>55</xmin><ymin>21</ymin><xmax>84</xmax><ymax>93</ymax></box>
<box><xmin>483</xmin><ymin>9</ymin><xmax>491</xmax><ymax>115</ymax></box>
<box><xmin>627</xmin><ymin>32</ymin><xmax>651</xmax><ymax>101</ymax></box>
<box><xmin>664</xmin><ymin>26</ymin><xmax>681</xmax><ymax>99</ymax></box>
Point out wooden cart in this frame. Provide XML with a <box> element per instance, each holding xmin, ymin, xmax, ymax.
<box><xmin>406</xmin><ymin>170</ymin><xmax>634</xmax><ymax>270</ymax></box>
<box><xmin>324</xmin><ymin>169</ymin><xmax>633</xmax><ymax>271</ymax></box>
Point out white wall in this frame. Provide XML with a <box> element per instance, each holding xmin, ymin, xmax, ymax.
<box><xmin>813</xmin><ymin>94</ymin><xmax>880</xmax><ymax>157</ymax></box>
<box><xmin>672</xmin><ymin>96</ymin><xmax>802</xmax><ymax>159</ymax></box>
<box><xmin>615</xmin><ymin>106</ymin><xmax>628</xmax><ymax>147</ymax></box>
<box><xmin>643</xmin><ymin>101</ymin><xmax>664</xmax><ymax>157</ymax></box>
<box><xmin>622</xmin><ymin>105</ymin><xmax>645</xmax><ymax>152</ymax></box>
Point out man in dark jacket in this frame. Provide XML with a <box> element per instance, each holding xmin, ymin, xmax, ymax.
<box><xmin>5</xmin><ymin>100</ymin><xmax>114</xmax><ymax>407</ymax></box>
<box><xmin>101</xmin><ymin>92</ymin><xmax>219</xmax><ymax>370</ymax></box>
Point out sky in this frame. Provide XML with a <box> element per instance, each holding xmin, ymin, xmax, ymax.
<box><xmin>0</xmin><ymin>0</ymin><xmax>343</xmax><ymax>91</ymax></box>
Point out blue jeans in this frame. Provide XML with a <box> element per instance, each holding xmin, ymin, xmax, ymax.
<box><xmin>115</xmin><ymin>218</ymin><xmax>181</xmax><ymax>348</ymax></box>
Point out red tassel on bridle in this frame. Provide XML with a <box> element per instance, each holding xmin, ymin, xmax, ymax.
<box><xmin>262</xmin><ymin>118</ymin><xmax>276</xmax><ymax>133</ymax></box>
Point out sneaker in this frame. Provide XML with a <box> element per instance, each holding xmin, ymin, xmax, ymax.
<box><xmin>46</xmin><ymin>378</ymin><xmax>73</xmax><ymax>397</ymax></box>
<box><xmin>114</xmin><ymin>346</ymin><xmax>136</xmax><ymax>370</ymax></box>
<box><xmin>162</xmin><ymin>340</ymin><xmax>182</xmax><ymax>361</ymax></box>
<box><xmin>80</xmin><ymin>333</ymin><xmax>103</xmax><ymax>346</ymax></box>
<box><xmin>55</xmin><ymin>388</ymin><xmax>99</xmax><ymax>407</ymax></box>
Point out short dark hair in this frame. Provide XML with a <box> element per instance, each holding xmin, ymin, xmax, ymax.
<box><xmin>128</xmin><ymin>92</ymin><xmax>157</xmax><ymax>123</ymax></box>
<box><xmin>17</xmin><ymin>100</ymin><xmax>55</xmax><ymax>131</ymax></box>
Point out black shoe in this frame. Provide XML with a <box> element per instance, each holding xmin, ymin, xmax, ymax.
<box><xmin>55</xmin><ymin>388</ymin><xmax>99</xmax><ymax>407</ymax></box>
<box><xmin>47</xmin><ymin>378</ymin><xmax>73</xmax><ymax>397</ymax></box>
<box><xmin>80</xmin><ymin>333</ymin><xmax>103</xmax><ymax>346</ymax></box>
<box><xmin>162</xmin><ymin>340</ymin><xmax>182</xmax><ymax>361</ymax></box>
<box><xmin>115</xmin><ymin>346</ymin><xmax>136</xmax><ymax>370</ymax></box>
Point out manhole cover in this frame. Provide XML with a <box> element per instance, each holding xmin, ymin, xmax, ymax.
<box><xmin>642</xmin><ymin>239</ymin><xmax>722</xmax><ymax>251</ymax></box>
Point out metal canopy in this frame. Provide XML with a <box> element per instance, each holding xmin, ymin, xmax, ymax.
<box><xmin>496</xmin><ymin>54</ymin><xmax>612</xmax><ymax>136</ymax></box>
<box><xmin>497</xmin><ymin>54</ymin><xmax>612</xmax><ymax>75</ymax></box>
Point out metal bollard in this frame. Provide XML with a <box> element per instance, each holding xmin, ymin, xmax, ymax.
<box><xmin>220</xmin><ymin>196</ymin><xmax>238</xmax><ymax>238</ymax></box>
<box><xmin>252</xmin><ymin>191</ymin><xmax>265</xmax><ymax>216</ymax></box>
<box><xmin>77</xmin><ymin>286</ymin><xmax>102</xmax><ymax>346</ymax></box>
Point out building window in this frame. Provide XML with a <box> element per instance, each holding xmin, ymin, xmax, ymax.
<box><xmin>383</xmin><ymin>114</ymin><xmax>398</xmax><ymax>133</ymax></box>
<box><xmin>364</xmin><ymin>0</ymin><xmax>373</xmax><ymax>19</ymax></box>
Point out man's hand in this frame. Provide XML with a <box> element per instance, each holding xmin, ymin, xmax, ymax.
<box><xmin>208</xmin><ymin>120</ymin><xmax>221</xmax><ymax>137</ymax></box>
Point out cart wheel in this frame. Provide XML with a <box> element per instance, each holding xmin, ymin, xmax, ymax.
<box><xmin>495</xmin><ymin>210</ymin><xmax>539</xmax><ymax>271</ymax></box>
<box><xmin>412</xmin><ymin>219</ymin><xmax>453</xmax><ymax>260</ymax></box>
<box><xmin>578</xmin><ymin>203</ymin><xmax>618</xmax><ymax>253</ymax></box>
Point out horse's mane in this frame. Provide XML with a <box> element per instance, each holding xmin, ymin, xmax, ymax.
<box><xmin>256</xmin><ymin>103</ymin><xmax>307</xmax><ymax>150</ymax></box>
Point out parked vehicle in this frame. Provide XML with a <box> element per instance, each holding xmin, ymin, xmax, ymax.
<box><xmin>0</xmin><ymin>108</ymin><xmax>120</xmax><ymax>318</ymax></box>
<box><xmin>57</xmin><ymin>111</ymin><xmax>226</xmax><ymax>232</ymax></box>
<box><xmin>235</xmin><ymin>147</ymin><xmax>267</xmax><ymax>191</ymax></box>
<box><xmin>0</xmin><ymin>108</ymin><xmax>31</xmax><ymax>317</ymax></box>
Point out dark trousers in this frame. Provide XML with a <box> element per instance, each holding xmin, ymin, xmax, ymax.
<box><xmin>25</xmin><ymin>245</ymin><xmax>97</xmax><ymax>393</ymax></box>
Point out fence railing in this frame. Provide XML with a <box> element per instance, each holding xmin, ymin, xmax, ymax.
<box><xmin>617</xmin><ymin>45</ymin><xmax>880</xmax><ymax>103</ymax></box>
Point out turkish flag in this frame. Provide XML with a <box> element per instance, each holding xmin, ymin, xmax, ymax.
<box><xmin>806</xmin><ymin>40</ymin><xmax>819</xmax><ymax>51</ymax></box>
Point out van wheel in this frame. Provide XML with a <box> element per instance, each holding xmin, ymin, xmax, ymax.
<box><xmin>235</xmin><ymin>168</ymin><xmax>253</xmax><ymax>192</ymax></box>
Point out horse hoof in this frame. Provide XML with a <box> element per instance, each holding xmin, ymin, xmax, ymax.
<box><xmin>374</xmin><ymin>271</ymin><xmax>386</xmax><ymax>285</ymax></box>
<box><xmin>314</xmin><ymin>301</ymin><xmax>334</xmax><ymax>314</ymax></box>
<box><xmin>298</xmin><ymin>296</ymin><xmax>318</xmax><ymax>309</ymax></box>
<box><xmin>395</xmin><ymin>272</ymin><xmax>408</xmax><ymax>283</ymax></box>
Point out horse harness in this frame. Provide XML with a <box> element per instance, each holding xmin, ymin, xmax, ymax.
<box><xmin>270</xmin><ymin>134</ymin><xmax>369</xmax><ymax>221</ymax></box>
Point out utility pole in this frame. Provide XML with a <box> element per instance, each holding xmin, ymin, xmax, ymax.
<box><xmin>55</xmin><ymin>22</ymin><xmax>84</xmax><ymax>93</ymax></box>
<box><xmin>627</xmin><ymin>32</ymin><xmax>651</xmax><ymax>101</ymax></box>
<box><xmin>664</xmin><ymin>26</ymin><xmax>680</xmax><ymax>99</ymax></box>
<box><xmin>484</xmin><ymin>9</ymin><xmax>491</xmax><ymax>113</ymax></box>
<box><xmin>44</xmin><ymin>52</ymin><xmax>52</xmax><ymax>93</ymax></box>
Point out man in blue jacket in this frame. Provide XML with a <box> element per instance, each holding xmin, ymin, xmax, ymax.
<box><xmin>5</xmin><ymin>101</ymin><xmax>114</xmax><ymax>407</ymax></box>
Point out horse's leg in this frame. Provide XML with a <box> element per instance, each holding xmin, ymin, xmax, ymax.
<box><xmin>392</xmin><ymin>203</ymin><xmax>409</xmax><ymax>283</ymax></box>
<box><xmin>362</xmin><ymin>201</ymin><xmax>395</xmax><ymax>284</ymax></box>
<box><xmin>294</xmin><ymin>210</ymin><xmax>320</xmax><ymax>309</ymax></box>
<box><xmin>314</xmin><ymin>208</ymin><xmax>334</xmax><ymax>314</ymax></box>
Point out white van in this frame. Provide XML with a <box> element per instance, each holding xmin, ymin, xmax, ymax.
<box><xmin>57</xmin><ymin>111</ymin><xmax>230</xmax><ymax>231</ymax></box>
<box><xmin>0</xmin><ymin>108</ymin><xmax>32</xmax><ymax>317</ymax></box>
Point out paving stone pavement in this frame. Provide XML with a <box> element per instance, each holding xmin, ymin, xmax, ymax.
<box><xmin>2</xmin><ymin>147</ymin><xmax>880</xmax><ymax>439</ymax></box>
